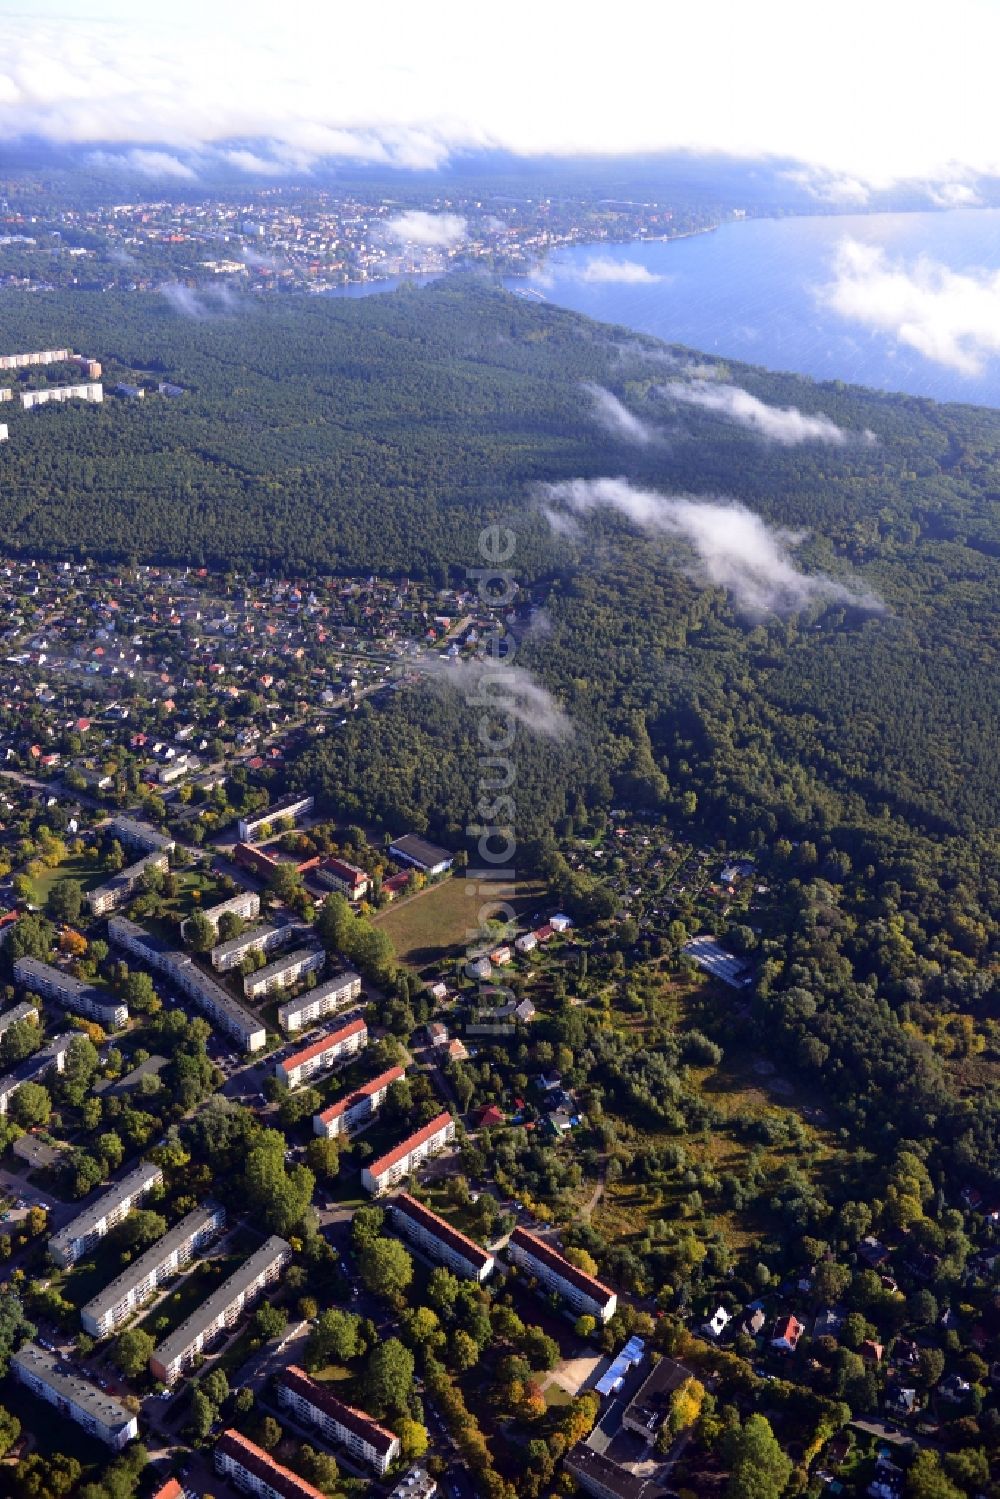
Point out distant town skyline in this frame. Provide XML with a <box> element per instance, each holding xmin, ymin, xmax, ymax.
<box><xmin>1</xmin><ymin>0</ymin><xmax>998</xmax><ymax>200</ymax></box>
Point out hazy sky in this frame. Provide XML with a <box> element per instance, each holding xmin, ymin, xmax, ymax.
<box><xmin>1</xmin><ymin>0</ymin><xmax>998</xmax><ymax>193</ymax></box>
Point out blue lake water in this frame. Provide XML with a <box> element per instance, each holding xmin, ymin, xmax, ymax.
<box><xmin>501</xmin><ymin>209</ymin><xmax>1000</xmax><ymax>408</ymax></box>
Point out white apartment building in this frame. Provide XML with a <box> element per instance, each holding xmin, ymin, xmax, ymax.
<box><xmin>0</xmin><ymin>1001</ymin><xmax>39</xmax><ymax>1037</ymax></box>
<box><xmin>87</xmin><ymin>849</ymin><xmax>170</xmax><ymax>917</ymax></box>
<box><xmin>276</xmin><ymin>1016</ymin><xmax>367</xmax><ymax>1090</ymax></box>
<box><xmin>0</xmin><ymin>348</ymin><xmax>71</xmax><ymax>369</ymax></box>
<box><xmin>21</xmin><ymin>382</ymin><xmax>103</xmax><ymax>408</ymax></box>
<box><xmin>276</xmin><ymin>1366</ymin><xmax>400</xmax><ymax>1476</ymax></box>
<box><xmin>361</xmin><ymin>1111</ymin><xmax>455</xmax><ymax>1196</ymax></box>
<box><xmin>243</xmin><ymin>946</ymin><xmax>324</xmax><ymax>1000</ymax></box>
<box><xmin>108</xmin><ymin>917</ymin><xmax>267</xmax><ymax>1052</ymax></box>
<box><xmin>237</xmin><ymin>794</ymin><xmax>314</xmax><ymax>842</ymax></box>
<box><xmin>507</xmin><ymin>1226</ymin><xmax>617</xmax><ymax>1324</ymax></box>
<box><xmin>183</xmin><ymin>889</ymin><xmax>259</xmax><ymax>941</ymax></box>
<box><xmin>391</xmin><ymin>1192</ymin><xmax>495</xmax><ymax>1282</ymax></box>
<box><xmin>81</xmin><ymin>1201</ymin><xmax>226</xmax><ymax>1337</ymax></box>
<box><xmin>0</xmin><ymin>1032</ymin><xmax>75</xmax><ymax>1116</ymax></box>
<box><xmin>49</xmin><ymin>1160</ymin><xmax>164</xmax><ymax>1267</ymax></box>
<box><xmin>13</xmin><ymin>1344</ymin><xmax>138</xmax><ymax>1450</ymax></box>
<box><xmin>211</xmin><ymin>922</ymin><xmax>292</xmax><ymax>973</ymax></box>
<box><xmin>313</xmin><ymin>1064</ymin><xmax>404</xmax><ymax>1140</ymax></box>
<box><xmin>13</xmin><ymin>956</ymin><xmax>128</xmax><ymax>1029</ymax></box>
<box><xmin>277</xmin><ymin>969</ymin><xmax>362</xmax><ymax>1034</ymax></box>
<box><xmin>150</xmin><ymin>1236</ymin><xmax>290</xmax><ymax>1383</ymax></box>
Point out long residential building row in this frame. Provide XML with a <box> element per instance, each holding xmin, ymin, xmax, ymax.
<box><xmin>391</xmin><ymin>1192</ymin><xmax>495</xmax><ymax>1282</ymax></box>
<box><xmin>243</xmin><ymin>945</ymin><xmax>324</xmax><ymax>1000</ymax></box>
<box><xmin>237</xmin><ymin>794</ymin><xmax>314</xmax><ymax>842</ymax></box>
<box><xmin>277</xmin><ymin>968</ymin><xmax>362</xmax><ymax>1034</ymax></box>
<box><xmin>81</xmin><ymin>1201</ymin><xmax>226</xmax><ymax>1337</ymax></box>
<box><xmin>109</xmin><ymin>916</ymin><xmax>266</xmax><ymax>1052</ymax></box>
<box><xmin>0</xmin><ymin>1000</ymin><xmax>38</xmax><ymax>1036</ymax></box>
<box><xmin>313</xmin><ymin>1063</ymin><xmax>405</xmax><ymax>1140</ymax></box>
<box><xmin>0</xmin><ymin>1031</ymin><xmax>76</xmax><ymax>1116</ymax></box>
<box><xmin>277</xmin><ymin>1016</ymin><xmax>367</xmax><ymax>1090</ymax></box>
<box><xmin>150</xmin><ymin>1235</ymin><xmax>291</xmax><ymax>1383</ymax></box>
<box><xmin>13</xmin><ymin>1343</ymin><xmax>138</xmax><ymax>1450</ymax></box>
<box><xmin>361</xmin><ymin>1110</ymin><xmax>455</xmax><ymax>1196</ymax></box>
<box><xmin>49</xmin><ymin>1160</ymin><xmax>164</xmax><ymax>1267</ymax></box>
<box><xmin>507</xmin><ymin>1226</ymin><xmax>618</xmax><ymax>1324</ymax></box>
<box><xmin>276</xmin><ymin>1365</ymin><xmax>400</xmax><ymax>1476</ymax></box>
<box><xmin>13</xmin><ymin>956</ymin><xmax>128</xmax><ymax>1029</ymax></box>
<box><xmin>215</xmin><ymin>1430</ymin><xmax>325</xmax><ymax>1499</ymax></box>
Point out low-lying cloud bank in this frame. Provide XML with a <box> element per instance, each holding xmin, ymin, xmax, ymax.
<box><xmin>533</xmin><ymin>256</ymin><xmax>666</xmax><ymax>290</ymax></box>
<box><xmin>664</xmin><ymin>379</ymin><xmax>870</xmax><ymax>445</ymax></box>
<box><xmin>542</xmin><ymin>477</ymin><xmax>883</xmax><ymax>618</ymax></box>
<box><xmin>384</xmin><ymin>210</ymin><xmax>467</xmax><ymax>248</ymax></box>
<box><xmin>584</xmin><ymin>384</ymin><xmax>657</xmax><ymax>445</ymax></box>
<box><xmin>160</xmin><ymin>282</ymin><xmax>240</xmax><ymax>317</ymax></box>
<box><xmin>412</xmin><ymin>655</ymin><xmax>572</xmax><ymax>741</ymax></box>
<box><xmin>822</xmin><ymin>238</ymin><xmax>1000</xmax><ymax>375</ymax></box>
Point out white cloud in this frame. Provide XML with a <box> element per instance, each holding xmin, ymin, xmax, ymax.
<box><xmin>927</xmin><ymin>181</ymin><xmax>981</xmax><ymax>207</ymax></box>
<box><xmin>664</xmin><ymin>380</ymin><xmax>863</xmax><ymax>445</ymax></box>
<box><xmin>414</xmin><ymin>655</ymin><xmax>572</xmax><ymax>740</ymax></box>
<box><xmin>542</xmin><ymin>476</ymin><xmax>882</xmax><ymax>617</ymax></box>
<box><xmin>822</xmin><ymin>238</ymin><xmax>1000</xmax><ymax>375</ymax></box>
<box><xmin>584</xmin><ymin>384</ymin><xmax>656</xmax><ymax>445</ymax></box>
<box><xmin>782</xmin><ymin>168</ymin><xmax>871</xmax><ymax>205</ymax></box>
<box><xmin>576</xmin><ymin>257</ymin><xmax>664</xmax><ymax>285</ymax></box>
<box><xmin>89</xmin><ymin>147</ymin><xmax>197</xmax><ymax>179</ymax></box>
<box><xmin>5</xmin><ymin>2</ymin><xmax>1000</xmax><ymax>188</ymax></box>
<box><xmin>160</xmin><ymin>282</ymin><xmax>239</xmax><ymax>316</ymax></box>
<box><xmin>384</xmin><ymin>210</ymin><xmax>467</xmax><ymax>248</ymax></box>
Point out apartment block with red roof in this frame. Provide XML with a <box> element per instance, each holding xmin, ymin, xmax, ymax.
<box><xmin>276</xmin><ymin>1016</ymin><xmax>367</xmax><ymax>1089</ymax></box>
<box><xmin>215</xmin><ymin>1430</ymin><xmax>326</xmax><ymax>1499</ymax></box>
<box><xmin>508</xmin><ymin>1226</ymin><xmax>617</xmax><ymax>1323</ymax></box>
<box><xmin>276</xmin><ymin>1366</ymin><xmax>400</xmax><ymax>1476</ymax></box>
<box><xmin>361</xmin><ymin>1110</ymin><xmax>455</xmax><ymax>1195</ymax></box>
<box><xmin>391</xmin><ymin>1192</ymin><xmax>495</xmax><ymax>1282</ymax></box>
<box><xmin>312</xmin><ymin>1064</ymin><xmax>404</xmax><ymax>1139</ymax></box>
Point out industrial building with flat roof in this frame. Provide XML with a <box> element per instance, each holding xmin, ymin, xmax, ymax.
<box><xmin>278</xmin><ymin>969</ymin><xmax>362</xmax><ymax>1034</ymax></box>
<box><xmin>150</xmin><ymin>1235</ymin><xmax>290</xmax><ymax>1383</ymax></box>
<box><xmin>391</xmin><ymin>1192</ymin><xmax>495</xmax><ymax>1282</ymax></box>
<box><xmin>313</xmin><ymin>1064</ymin><xmax>404</xmax><ymax>1140</ymax></box>
<box><xmin>276</xmin><ymin>1016</ymin><xmax>367</xmax><ymax>1090</ymax></box>
<box><xmin>109</xmin><ymin>917</ymin><xmax>266</xmax><ymax>1052</ymax></box>
<box><xmin>215</xmin><ymin>1429</ymin><xmax>325</xmax><ymax>1499</ymax></box>
<box><xmin>13</xmin><ymin>1343</ymin><xmax>139</xmax><ymax>1450</ymax></box>
<box><xmin>13</xmin><ymin>956</ymin><xmax>128</xmax><ymax>1029</ymax></box>
<box><xmin>49</xmin><ymin>1160</ymin><xmax>163</xmax><ymax>1267</ymax></box>
<box><xmin>362</xmin><ymin>1111</ymin><xmax>455</xmax><ymax>1196</ymax></box>
<box><xmin>81</xmin><ymin>1201</ymin><xmax>226</xmax><ymax>1338</ymax></box>
<box><xmin>508</xmin><ymin>1226</ymin><xmax>617</xmax><ymax>1324</ymax></box>
<box><xmin>621</xmin><ymin>1357</ymin><xmax>694</xmax><ymax>1445</ymax></box>
<box><xmin>276</xmin><ymin>1365</ymin><xmax>400</xmax><ymax>1476</ymax></box>
<box><xmin>388</xmin><ymin>834</ymin><xmax>453</xmax><ymax>875</ymax></box>
<box><xmin>0</xmin><ymin>1031</ymin><xmax>75</xmax><ymax>1116</ymax></box>
<box><xmin>237</xmin><ymin>794</ymin><xmax>314</xmax><ymax>843</ymax></box>
<box><xmin>243</xmin><ymin>946</ymin><xmax>324</xmax><ymax>1000</ymax></box>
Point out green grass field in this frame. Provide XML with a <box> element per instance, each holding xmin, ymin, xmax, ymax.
<box><xmin>374</xmin><ymin>875</ymin><xmax>547</xmax><ymax>970</ymax></box>
<box><xmin>27</xmin><ymin>853</ymin><xmax>105</xmax><ymax>911</ymax></box>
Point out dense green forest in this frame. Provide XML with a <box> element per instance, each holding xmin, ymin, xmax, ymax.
<box><xmin>2</xmin><ymin>277</ymin><xmax>999</xmax><ymax>1171</ymax></box>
